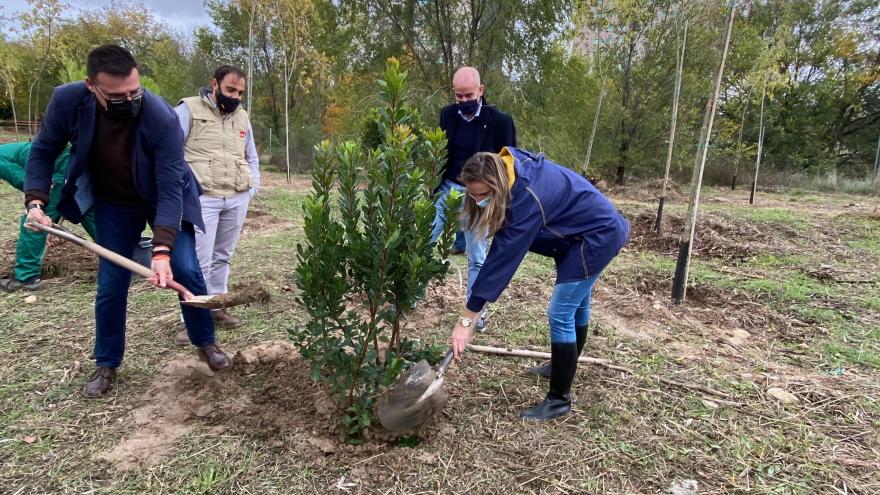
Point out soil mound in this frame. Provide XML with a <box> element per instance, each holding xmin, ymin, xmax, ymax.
<box><xmin>626</xmin><ymin>210</ymin><xmax>765</xmax><ymax>260</ymax></box>
<box><xmin>97</xmin><ymin>340</ymin><xmax>451</xmax><ymax>473</ymax></box>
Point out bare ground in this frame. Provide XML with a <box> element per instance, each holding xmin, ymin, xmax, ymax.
<box><xmin>1</xmin><ymin>176</ymin><xmax>878</xmax><ymax>494</ymax></box>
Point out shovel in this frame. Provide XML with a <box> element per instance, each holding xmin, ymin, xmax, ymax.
<box><xmin>28</xmin><ymin>221</ymin><xmax>246</xmax><ymax>309</ymax></box>
<box><xmin>377</xmin><ymin>349</ymin><xmax>455</xmax><ymax>431</ymax></box>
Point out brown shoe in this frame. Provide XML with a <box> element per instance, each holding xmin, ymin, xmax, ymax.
<box><xmin>197</xmin><ymin>344</ymin><xmax>232</xmax><ymax>371</ymax></box>
<box><xmin>82</xmin><ymin>367</ymin><xmax>117</xmax><ymax>398</ymax></box>
<box><xmin>174</xmin><ymin>326</ymin><xmax>190</xmax><ymax>346</ymax></box>
<box><xmin>211</xmin><ymin>309</ymin><xmax>242</xmax><ymax>329</ymax></box>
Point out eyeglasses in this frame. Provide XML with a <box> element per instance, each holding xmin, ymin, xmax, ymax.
<box><xmin>93</xmin><ymin>83</ymin><xmax>144</xmax><ymax>103</ymax></box>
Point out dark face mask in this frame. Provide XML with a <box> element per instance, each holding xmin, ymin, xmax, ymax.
<box><xmin>215</xmin><ymin>90</ymin><xmax>241</xmax><ymax>113</ymax></box>
<box><xmin>103</xmin><ymin>96</ymin><xmax>142</xmax><ymax>121</ymax></box>
<box><xmin>457</xmin><ymin>99</ymin><xmax>480</xmax><ymax>116</ymax></box>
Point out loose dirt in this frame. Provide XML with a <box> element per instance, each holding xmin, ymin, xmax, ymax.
<box><xmin>97</xmin><ymin>340</ymin><xmax>456</xmax><ymax>473</ymax></box>
<box><xmin>200</xmin><ymin>282</ymin><xmax>271</xmax><ymax>308</ymax></box>
<box><xmin>625</xmin><ymin>210</ymin><xmax>769</xmax><ymax>260</ymax></box>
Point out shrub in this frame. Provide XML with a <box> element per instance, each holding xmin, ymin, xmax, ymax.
<box><xmin>292</xmin><ymin>58</ymin><xmax>460</xmax><ymax>438</ymax></box>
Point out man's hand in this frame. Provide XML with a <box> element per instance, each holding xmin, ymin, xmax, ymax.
<box><xmin>46</xmin><ymin>235</ymin><xmax>66</xmax><ymax>248</ymax></box>
<box><xmin>148</xmin><ymin>255</ymin><xmax>173</xmax><ymax>288</ymax></box>
<box><xmin>24</xmin><ymin>202</ymin><xmax>51</xmax><ymax>232</ymax></box>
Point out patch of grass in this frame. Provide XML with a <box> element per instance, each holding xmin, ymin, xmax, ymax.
<box><xmin>739</xmin><ymin>273</ymin><xmax>826</xmax><ymax>304</ymax></box>
<box><xmin>862</xmin><ymin>296</ymin><xmax>880</xmax><ymax>312</ymax></box>
<box><xmin>730</xmin><ymin>206</ymin><xmax>810</xmax><ymax>231</ymax></box>
<box><xmin>846</xmin><ymin>237</ymin><xmax>880</xmax><ymax>256</ymax></box>
<box><xmin>823</xmin><ymin>326</ymin><xmax>880</xmax><ymax>369</ymax></box>
<box><xmin>263</xmin><ymin>187</ymin><xmax>307</xmax><ymax>221</ymax></box>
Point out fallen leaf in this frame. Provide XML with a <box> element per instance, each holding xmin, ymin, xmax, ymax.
<box><xmin>335</xmin><ymin>475</ymin><xmax>356</xmax><ymax>491</ymax></box>
<box><xmin>22</xmin><ymin>435</ymin><xmax>37</xmax><ymax>444</ymax></box>
<box><xmin>767</xmin><ymin>387</ymin><xmax>798</xmax><ymax>404</ymax></box>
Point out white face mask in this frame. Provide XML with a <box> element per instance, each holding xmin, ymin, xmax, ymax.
<box><xmin>475</xmin><ymin>196</ymin><xmax>491</xmax><ymax>209</ymax></box>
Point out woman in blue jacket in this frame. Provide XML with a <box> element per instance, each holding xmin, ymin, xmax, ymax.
<box><xmin>449</xmin><ymin>147</ymin><xmax>629</xmax><ymax>421</ymax></box>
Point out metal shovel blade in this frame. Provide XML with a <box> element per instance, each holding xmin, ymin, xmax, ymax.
<box><xmin>377</xmin><ymin>350</ymin><xmax>454</xmax><ymax>431</ymax></box>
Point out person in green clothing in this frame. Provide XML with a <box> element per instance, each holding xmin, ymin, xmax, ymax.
<box><xmin>0</xmin><ymin>141</ymin><xmax>97</xmax><ymax>291</ymax></box>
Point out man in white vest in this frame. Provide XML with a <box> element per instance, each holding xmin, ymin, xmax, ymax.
<box><xmin>174</xmin><ymin>65</ymin><xmax>260</xmax><ymax>338</ymax></box>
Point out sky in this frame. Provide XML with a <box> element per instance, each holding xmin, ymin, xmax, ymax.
<box><xmin>1</xmin><ymin>0</ymin><xmax>213</xmax><ymax>35</ymax></box>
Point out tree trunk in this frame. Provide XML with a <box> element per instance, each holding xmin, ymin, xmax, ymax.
<box><xmin>731</xmin><ymin>85</ymin><xmax>753</xmax><ymax>191</ymax></box>
<box><xmin>246</xmin><ymin>1</ymin><xmax>256</xmax><ymax>115</ymax></box>
<box><xmin>657</xmin><ymin>23</ymin><xmax>687</xmax><ymax>232</ymax></box>
<box><xmin>26</xmin><ymin>23</ymin><xmax>53</xmax><ymax>138</ymax></box>
<box><xmin>7</xmin><ymin>83</ymin><xmax>19</xmax><ymax>140</ymax></box>
<box><xmin>672</xmin><ymin>5</ymin><xmax>735</xmax><ymax>305</ymax></box>
<box><xmin>872</xmin><ymin>129</ymin><xmax>880</xmax><ymax>187</ymax></box>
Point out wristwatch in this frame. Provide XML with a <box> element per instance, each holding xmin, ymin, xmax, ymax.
<box><xmin>460</xmin><ymin>317</ymin><xmax>473</xmax><ymax>328</ymax></box>
<box><xmin>26</xmin><ymin>203</ymin><xmax>44</xmax><ymax>212</ymax></box>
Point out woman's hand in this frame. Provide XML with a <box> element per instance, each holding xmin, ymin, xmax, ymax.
<box><xmin>451</xmin><ymin>321</ymin><xmax>473</xmax><ymax>360</ymax></box>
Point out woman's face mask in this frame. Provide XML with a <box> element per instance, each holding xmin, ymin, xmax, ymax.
<box><xmin>467</xmin><ymin>182</ymin><xmax>492</xmax><ymax>209</ymax></box>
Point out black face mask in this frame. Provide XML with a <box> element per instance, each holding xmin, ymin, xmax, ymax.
<box><xmin>457</xmin><ymin>98</ymin><xmax>480</xmax><ymax>116</ymax></box>
<box><xmin>103</xmin><ymin>97</ymin><xmax>142</xmax><ymax>121</ymax></box>
<box><xmin>215</xmin><ymin>90</ymin><xmax>241</xmax><ymax>113</ymax></box>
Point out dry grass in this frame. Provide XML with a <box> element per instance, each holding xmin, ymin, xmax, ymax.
<box><xmin>0</xmin><ymin>175</ymin><xmax>878</xmax><ymax>494</ymax></box>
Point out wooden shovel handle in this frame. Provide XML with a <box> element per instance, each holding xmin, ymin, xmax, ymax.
<box><xmin>435</xmin><ymin>349</ymin><xmax>455</xmax><ymax>378</ymax></box>
<box><xmin>28</xmin><ymin>221</ymin><xmax>194</xmax><ymax>300</ymax></box>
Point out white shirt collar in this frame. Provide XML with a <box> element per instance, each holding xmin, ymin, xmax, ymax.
<box><xmin>458</xmin><ymin>100</ymin><xmax>483</xmax><ymax>122</ymax></box>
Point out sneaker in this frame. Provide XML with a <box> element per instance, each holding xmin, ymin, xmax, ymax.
<box><xmin>0</xmin><ymin>276</ymin><xmax>43</xmax><ymax>292</ymax></box>
<box><xmin>475</xmin><ymin>316</ymin><xmax>488</xmax><ymax>333</ymax></box>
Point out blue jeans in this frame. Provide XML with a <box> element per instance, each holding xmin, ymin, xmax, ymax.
<box><xmin>547</xmin><ymin>271</ymin><xmax>602</xmax><ymax>344</ymax></box>
<box><xmin>430</xmin><ymin>179</ymin><xmax>487</xmax><ymax>299</ymax></box>
<box><xmin>94</xmin><ymin>200</ymin><xmax>215</xmax><ymax>368</ymax></box>
<box><xmin>452</xmin><ymin>231</ymin><xmax>466</xmax><ymax>251</ymax></box>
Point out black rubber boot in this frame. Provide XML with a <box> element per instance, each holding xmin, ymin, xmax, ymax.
<box><xmin>520</xmin><ymin>342</ymin><xmax>578</xmax><ymax>421</ymax></box>
<box><xmin>525</xmin><ymin>325</ymin><xmax>589</xmax><ymax>379</ymax></box>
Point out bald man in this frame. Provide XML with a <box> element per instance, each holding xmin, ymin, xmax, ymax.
<box><xmin>430</xmin><ymin>67</ymin><xmax>517</xmax><ymax>332</ymax></box>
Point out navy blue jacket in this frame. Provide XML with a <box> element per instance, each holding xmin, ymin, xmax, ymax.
<box><xmin>25</xmin><ymin>82</ymin><xmax>204</xmax><ymax>234</ymax></box>
<box><xmin>439</xmin><ymin>98</ymin><xmax>516</xmax><ymax>184</ymax></box>
<box><xmin>467</xmin><ymin>148</ymin><xmax>629</xmax><ymax>312</ymax></box>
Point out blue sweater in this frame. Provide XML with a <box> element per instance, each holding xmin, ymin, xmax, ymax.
<box><xmin>466</xmin><ymin>148</ymin><xmax>629</xmax><ymax>312</ymax></box>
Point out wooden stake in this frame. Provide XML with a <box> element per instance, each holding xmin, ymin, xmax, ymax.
<box><xmin>672</xmin><ymin>3</ymin><xmax>736</xmax><ymax>305</ymax></box>
<box><xmin>656</xmin><ymin>22</ymin><xmax>687</xmax><ymax>232</ymax></box>
<box><xmin>750</xmin><ymin>78</ymin><xmax>767</xmax><ymax>205</ymax></box>
<box><xmin>583</xmin><ymin>73</ymin><xmax>607</xmax><ymax>176</ymax></box>
<box><xmin>466</xmin><ymin>344</ymin><xmax>614</xmax><ymax>366</ymax></box>
<box><xmin>465</xmin><ymin>344</ymin><xmax>737</xmax><ymax>400</ymax></box>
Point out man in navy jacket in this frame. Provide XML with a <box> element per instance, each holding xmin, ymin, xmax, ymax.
<box><xmin>25</xmin><ymin>44</ymin><xmax>232</xmax><ymax>397</ymax></box>
<box><xmin>432</xmin><ymin>67</ymin><xmax>516</xmax><ymax>331</ymax></box>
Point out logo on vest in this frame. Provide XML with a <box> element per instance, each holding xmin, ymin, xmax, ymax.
<box><xmin>239</xmin><ymin>131</ymin><xmax>246</xmax><ymax>138</ymax></box>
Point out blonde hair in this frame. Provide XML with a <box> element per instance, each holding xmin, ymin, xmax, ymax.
<box><xmin>458</xmin><ymin>152</ymin><xmax>511</xmax><ymax>237</ymax></box>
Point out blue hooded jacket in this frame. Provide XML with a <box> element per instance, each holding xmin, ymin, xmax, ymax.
<box><xmin>25</xmin><ymin>82</ymin><xmax>204</xmax><ymax>236</ymax></box>
<box><xmin>466</xmin><ymin>148</ymin><xmax>629</xmax><ymax>312</ymax></box>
